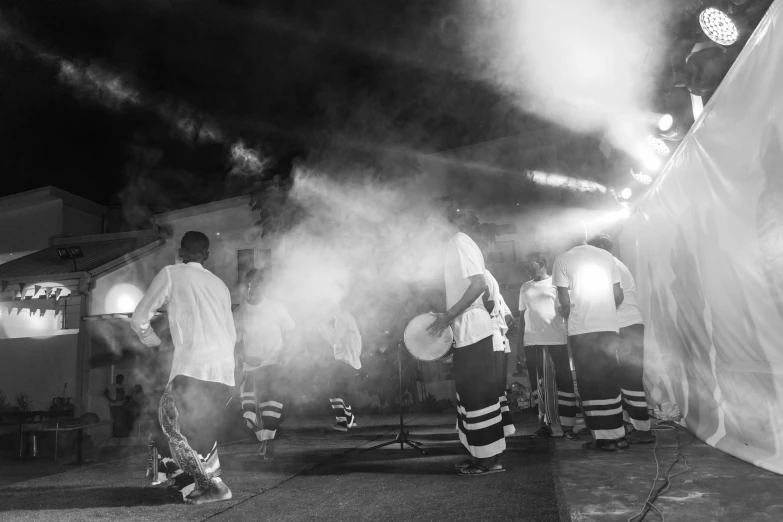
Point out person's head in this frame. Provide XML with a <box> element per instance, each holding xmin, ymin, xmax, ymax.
<box><xmin>115</xmin><ymin>374</ymin><xmax>124</xmax><ymax>385</ymax></box>
<box><xmin>525</xmin><ymin>252</ymin><xmax>549</xmax><ymax>280</ymax></box>
<box><xmin>245</xmin><ymin>268</ymin><xmax>266</xmax><ymax>302</ymax></box>
<box><xmin>132</xmin><ymin>384</ymin><xmax>143</xmax><ymax>394</ymax></box>
<box><xmin>179</xmin><ymin>231</ymin><xmax>210</xmax><ymax>264</ymax></box>
<box><xmin>588</xmin><ymin>233</ymin><xmax>614</xmax><ymax>253</ymax></box>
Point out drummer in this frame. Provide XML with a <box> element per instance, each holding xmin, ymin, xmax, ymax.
<box><xmin>428</xmin><ymin>208</ymin><xmax>506</xmax><ymax>476</ymax></box>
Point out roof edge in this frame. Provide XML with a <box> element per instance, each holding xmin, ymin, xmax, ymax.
<box><xmin>152</xmin><ymin>195</ymin><xmax>251</xmax><ymax>225</ymax></box>
<box><xmin>89</xmin><ymin>239</ymin><xmax>166</xmax><ymax>278</ymax></box>
<box><xmin>0</xmin><ymin>186</ymin><xmax>107</xmax><ymax>215</ymax></box>
<box><xmin>52</xmin><ymin>230</ymin><xmax>162</xmax><ymax>246</ymax></box>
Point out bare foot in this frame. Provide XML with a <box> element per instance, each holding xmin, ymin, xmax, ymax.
<box><xmin>187</xmin><ymin>481</ymin><xmax>233</xmax><ymax>505</ymax></box>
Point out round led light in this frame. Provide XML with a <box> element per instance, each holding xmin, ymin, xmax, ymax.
<box><xmin>658</xmin><ymin>114</ymin><xmax>673</xmax><ymax>132</ymax></box>
<box><xmin>621</xmin><ymin>188</ymin><xmax>632</xmax><ymax>200</ymax></box>
<box><xmin>699</xmin><ymin>8</ymin><xmax>738</xmax><ymax>46</ymax></box>
<box><xmin>647</xmin><ymin>135</ymin><xmax>671</xmax><ymax>157</ymax></box>
<box><xmin>644</xmin><ymin>155</ymin><xmax>662</xmax><ymax>172</ymax></box>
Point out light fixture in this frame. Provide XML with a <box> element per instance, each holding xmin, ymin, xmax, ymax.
<box><xmin>658</xmin><ymin>114</ymin><xmax>673</xmax><ymax>132</ymax></box>
<box><xmin>699</xmin><ymin>7</ymin><xmax>739</xmax><ymax>45</ymax></box>
<box><xmin>630</xmin><ymin>169</ymin><xmax>653</xmax><ymax>185</ymax></box>
<box><xmin>621</xmin><ymin>188</ymin><xmax>632</xmax><ymax>200</ymax></box>
<box><xmin>647</xmin><ymin>135</ymin><xmax>671</xmax><ymax>157</ymax></box>
<box><xmin>57</xmin><ymin>245</ymin><xmax>84</xmax><ymax>272</ymax></box>
<box><xmin>643</xmin><ymin>155</ymin><xmax>662</xmax><ymax>172</ymax></box>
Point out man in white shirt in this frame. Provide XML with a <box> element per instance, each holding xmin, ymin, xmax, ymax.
<box><xmin>553</xmin><ymin>229</ymin><xmax>626</xmax><ymax>451</ymax></box>
<box><xmin>518</xmin><ymin>252</ymin><xmax>578</xmax><ymax>440</ymax></box>
<box><xmin>428</xmin><ymin>210</ymin><xmax>506</xmax><ymax>476</ymax></box>
<box><xmin>132</xmin><ymin>231</ymin><xmax>236</xmax><ymax>504</ymax></box>
<box><xmin>588</xmin><ymin>233</ymin><xmax>654</xmax><ymax>444</ymax></box>
<box><xmin>485</xmin><ymin>270</ymin><xmax>516</xmax><ymax>437</ymax></box>
<box><xmin>234</xmin><ymin>268</ymin><xmax>296</xmax><ymax>458</ymax></box>
<box><xmin>318</xmin><ymin>302</ymin><xmax>362</xmax><ymax>432</ymax></box>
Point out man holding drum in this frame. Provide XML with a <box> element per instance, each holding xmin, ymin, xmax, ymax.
<box><xmin>428</xmin><ymin>210</ymin><xmax>507</xmax><ymax>476</ymax></box>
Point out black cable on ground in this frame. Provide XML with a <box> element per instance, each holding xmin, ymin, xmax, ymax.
<box><xmin>627</xmin><ymin>421</ymin><xmax>694</xmax><ymax>522</ymax></box>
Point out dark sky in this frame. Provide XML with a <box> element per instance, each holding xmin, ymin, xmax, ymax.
<box><xmin>0</xmin><ymin>0</ymin><xmax>544</xmax><ymax>209</ymax></box>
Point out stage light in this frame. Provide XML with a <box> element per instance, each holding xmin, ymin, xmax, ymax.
<box><xmin>643</xmin><ymin>155</ymin><xmax>662</xmax><ymax>172</ymax></box>
<box><xmin>647</xmin><ymin>135</ymin><xmax>671</xmax><ymax>157</ymax></box>
<box><xmin>621</xmin><ymin>188</ymin><xmax>632</xmax><ymax>200</ymax></box>
<box><xmin>104</xmin><ymin>283</ymin><xmax>144</xmax><ymax>314</ymax></box>
<box><xmin>699</xmin><ymin>7</ymin><xmax>739</xmax><ymax>45</ymax></box>
<box><xmin>630</xmin><ymin>169</ymin><xmax>653</xmax><ymax>185</ymax></box>
<box><xmin>658</xmin><ymin>114</ymin><xmax>673</xmax><ymax>132</ymax></box>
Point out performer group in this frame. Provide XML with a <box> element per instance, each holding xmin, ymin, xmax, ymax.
<box><xmin>129</xmin><ymin>203</ymin><xmax>653</xmax><ymax>501</ymax></box>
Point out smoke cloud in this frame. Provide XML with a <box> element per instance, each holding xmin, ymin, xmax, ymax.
<box><xmin>461</xmin><ymin>0</ymin><xmax>675</xmax><ymax>164</ymax></box>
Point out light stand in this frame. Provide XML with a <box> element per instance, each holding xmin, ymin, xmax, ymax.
<box><xmin>360</xmin><ymin>339</ymin><xmax>425</xmax><ymax>454</ymax></box>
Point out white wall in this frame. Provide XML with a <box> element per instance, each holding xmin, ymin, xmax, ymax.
<box><xmin>162</xmin><ymin>205</ymin><xmax>277</xmax><ymax>303</ymax></box>
<box><xmin>0</xmin><ymin>200</ymin><xmax>63</xmax><ymax>253</ymax></box>
<box><xmin>63</xmin><ymin>204</ymin><xmax>103</xmax><ymax>238</ymax></box>
<box><xmin>0</xmin><ymin>334</ymin><xmax>78</xmax><ymax>412</ymax></box>
<box><xmin>90</xmin><ymin>244</ymin><xmax>172</xmax><ymax>316</ymax></box>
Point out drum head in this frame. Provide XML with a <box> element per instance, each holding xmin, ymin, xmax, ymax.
<box><xmin>404</xmin><ymin>314</ymin><xmax>453</xmax><ymax>361</ymax></box>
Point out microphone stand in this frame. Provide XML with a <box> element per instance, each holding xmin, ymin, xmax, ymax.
<box><xmin>360</xmin><ymin>339</ymin><xmax>425</xmax><ymax>454</ymax></box>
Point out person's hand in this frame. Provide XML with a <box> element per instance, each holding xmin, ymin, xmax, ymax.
<box><xmin>426</xmin><ymin>312</ymin><xmax>451</xmax><ymax>337</ymax></box>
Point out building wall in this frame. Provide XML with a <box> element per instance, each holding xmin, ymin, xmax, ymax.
<box><xmin>160</xmin><ymin>204</ymin><xmax>276</xmax><ymax>303</ymax></box>
<box><xmin>0</xmin><ymin>200</ymin><xmax>63</xmax><ymax>254</ymax></box>
<box><xmin>90</xmin><ymin>244</ymin><xmax>172</xmax><ymax>316</ymax></box>
<box><xmin>63</xmin><ymin>204</ymin><xmax>104</xmax><ymax>238</ymax></box>
<box><xmin>0</xmin><ymin>333</ymin><xmax>78</xmax><ymax>412</ymax></box>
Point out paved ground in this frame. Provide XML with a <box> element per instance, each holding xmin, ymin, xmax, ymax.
<box><xmin>2</xmin><ymin>412</ymin><xmax>782</xmax><ymax>521</ymax></box>
<box><xmin>0</xmin><ymin>413</ymin><xmax>566</xmax><ymax>521</ymax></box>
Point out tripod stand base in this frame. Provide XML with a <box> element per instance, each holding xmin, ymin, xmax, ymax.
<box><xmin>360</xmin><ymin>429</ymin><xmax>426</xmax><ymax>454</ymax></box>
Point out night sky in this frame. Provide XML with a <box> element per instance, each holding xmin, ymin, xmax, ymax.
<box><xmin>0</xmin><ymin>0</ymin><xmax>543</xmax><ymax>210</ymax></box>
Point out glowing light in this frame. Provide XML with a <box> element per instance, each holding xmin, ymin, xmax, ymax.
<box><xmin>643</xmin><ymin>154</ymin><xmax>662</xmax><ymax>171</ymax></box>
<box><xmin>658</xmin><ymin>114</ymin><xmax>673</xmax><ymax>132</ymax></box>
<box><xmin>699</xmin><ymin>8</ymin><xmax>739</xmax><ymax>46</ymax></box>
<box><xmin>577</xmin><ymin>264</ymin><xmax>613</xmax><ymax>297</ymax></box>
<box><xmin>621</xmin><ymin>188</ymin><xmax>632</xmax><ymax>199</ymax></box>
<box><xmin>526</xmin><ymin>171</ymin><xmax>607</xmax><ymax>193</ymax></box>
<box><xmin>646</xmin><ymin>135</ymin><xmax>670</xmax><ymax>157</ymax></box>
<box><xmin>105</xmin><ymin>283</ymin><xmax>144</xmax><ymax>314</ymax></box>
<box><xmin>630</xmin><ymin>169</ymin><xmax>652</xmax><ymax>185</ymax></box>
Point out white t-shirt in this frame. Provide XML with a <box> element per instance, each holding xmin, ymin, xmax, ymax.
<box><xmin>445</xmin><ymin>232</ymin><xmax>494</xmax><ymax>348</ymax></box>
<box><xmin>518</xmin><ymin>276</ymin><xmax>567</xmax><ymax>346</ymax></box>
<box><xmin>234</xmin><ymin>297</ymin><xmax>295</xmax><ymax>371</ymax></box>
<box><xmin>615</xmin><ymin>258</ymin><xmax>644</xmax><ymax>328</ymax></box>
<box><xmin>552</xmin><ymin>245</ymin><xmax>622</xmax><ymax>336</ymax></box>
<box><xmin>499</xmin><ymin>295</ymin><xmax>512</xmax><ymax>353</ymax></box>
<box><xmin>132</xmin><ymin>263</ymin><xmax>237</xmax><ymax>386</ymax></box>
<box><xmin>319</xmin><ymin>310</ymin><xmax>363</xmax><ymax>369</ymax></box>
<box><xmin>485</xmin><ymin>270</ymin><xmax>509</xmax><ymax>352</ymax></box>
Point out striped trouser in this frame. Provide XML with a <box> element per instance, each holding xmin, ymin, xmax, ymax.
<box><xmin>570</xmin><ymin>332</ymin><xmax>625</xmax><ymax>441</ymax></box>
<box><xmin>328</xmin><ymin>360</ymin><xmax>357</xmax><ymax>428</ymax></box>
<box><xmin>454</xmin><ymin>336</ymin><xmax>506</xmax><ymax>459</ymax></box>
<box><xmin>494</xmin><ymin>351</ymin><xmax>515</xmax><ymax>436</ymax></box>
<box><xmin>158</xmin><ymin>375</ymin><xmax>229</xmax><ymax>497</ymax></box>
<box><xmin>617</xmin><ymin>324</ymin><xmax>651</xmax><ymax>431</ymax></box>
<box><xmin>524</xmin><ymin>345</ymin><xmax>578</xmax><ymax>427</ymax></box>
<box><xmin>240</xmin><ymin>365</ymin><xmax>284</xmax><ymax>441</ymax></box>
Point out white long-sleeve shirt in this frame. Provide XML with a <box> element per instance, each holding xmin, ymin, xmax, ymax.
<box><xmin>131</xmin><ymin>262</ymin><xmax>237</xmax><ymax>386</ymax></box>
<box><xmin>318</xmin><ymin>310</ymin><xmax>362</xmax><ymax>369</ymax></box>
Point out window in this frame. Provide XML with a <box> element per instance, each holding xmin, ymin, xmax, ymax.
<box><xmin>237</xmin><ymin>249</ymin><xmax>255</xmax><ymax>284</ymax></box>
